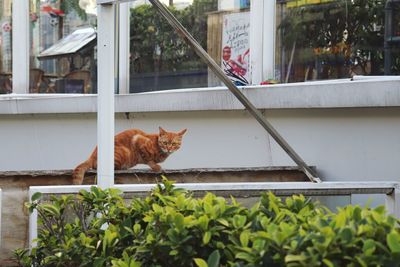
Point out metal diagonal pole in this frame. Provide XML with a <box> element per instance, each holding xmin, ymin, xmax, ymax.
<box><xmin>148</xmin><ymin>0</ymin><xmax>321</xmax><ymax>183</ymax></box>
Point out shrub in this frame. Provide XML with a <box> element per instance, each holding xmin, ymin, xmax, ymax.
<box><xmin>16</xmin><ymin>179</ymin><xmax>400</xmax><ymax>267</ymax></box>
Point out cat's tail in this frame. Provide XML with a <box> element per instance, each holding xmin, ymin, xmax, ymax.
<box><xmin>72</xmin><ymin>159</ymin><xmax>93</xmax><ymax>185</ymax></box>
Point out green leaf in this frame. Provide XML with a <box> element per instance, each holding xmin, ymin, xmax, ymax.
<box><xmin>203</xmin><ymin>231</ymin><xmax>211</xmax><ymax>245</ymax></box>
<box><xmin>217</xmin><ymin>218</ymin><xmax>229</xmax><ymax>227</ymax></box>
<box><xmin>335</xmin><ymin>211</ymin><xmax>346</xmax><ymax>228</ymax></box>
<box><xmin>169</xmin><ymin>250</ymin><xmax>178</xmax><ymax>256</ymax></box>
<box><xmin>198</xmin><ymin>215</ymin><xmax>209</xmax><ymax>230</ymax></box>
<box><xmin>355</xmin><ymin>256</ymin><xmax>368</xmax><ymax>267</ymax></box>
<box><xmin>353</xmin><ymin>206</ymin><xmax>362</xmax><ymax>221</ymax></box>
<box><xmin>133</xmin><ymin>223</ymin><xmax>141</xmax><ymax>235</ymax></box>
<box><xmin>339</xmin><ymin>228</ymin><xmax>353</xmax><ymax>243</ymax></box>
<box><xmin>152</xmin><ymin>203</ymin><xmax>163</xmax><ymax>213</ymax></box>
<box><xmin>31</xmin><ymin>192</ymin><xmax>42</xmax><ymax>202</ymax></box>
<box><xmin>240</xmin><ymin>231</ymin><xmax>250</xmax><ymax>247</ymax></box>
<box><xmin>235</xmin><ymin>252</ymin><xmax>254</xmax><ymax>263</ymax></box>
<box><xmin>93</xmin><ymin>258</ymin><xmax>106</xmax><ymax>267</ymax></box>
<box><xmin>233</xmin><ymin>215</ymin><xmax>247</xmax><ymax>228</ymax></box>
<box><xmin>41</xmin><ymin>204</ymin><xmax>60</xmax><ymax>217</ymax></box>
<box><xmin>387</xmin><ymin>231</ymin><xmax>400</xmax><ymax>253</ymax></box>
<box><xmin>322</xmin><ymin>258</ymin><xmax>334</xmax><ymax>267</ymax></box>
<box><xmin>194</xmin><ymin>258</ymin><xmax>208</xmax><ymax>267</ymax></box>
<box><xmin>363</xmin><ymin>239</ymin><xmax>376</xmax><ymax>255</ymax></box>
<box><xmin>285</xmin><ymin>254</ymin><xmax>308</xmax><ymax>263</ymax></box>
<box><xmin>130</xmin><ymin>261</ymin><xmax>141</xmax><ymax>267</ymax></box>
<box><xmin>174</xmin><ymin>213</ymin><xmax>185</xmax><ymax>231</ymax></box>
<box><xmin>207</xmin><ymin>250</ymin><xmax>220</xmax><ymax>267</ymax></box>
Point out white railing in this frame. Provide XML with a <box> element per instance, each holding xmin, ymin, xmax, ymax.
<box><xmin>29</xmin><ymin>182</ymin><xmax>400</xmax><ymax>246</ymax></box>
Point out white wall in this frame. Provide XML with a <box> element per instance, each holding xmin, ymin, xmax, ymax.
<box><xmin>1</xmin><ymin>107</ymin><xmax>400</xmax><ymax>184</ymax></box>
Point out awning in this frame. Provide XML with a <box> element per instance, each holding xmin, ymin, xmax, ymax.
<box><xmin>37</xmin><ymin>28</ymin><xmax>96</xmax><ymax>60</ymax></box>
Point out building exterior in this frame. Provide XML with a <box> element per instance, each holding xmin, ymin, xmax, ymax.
<box><xmin>0</xmin><ymin>0</ymin><xmax>399</xmax><ymax>261</ymax></box>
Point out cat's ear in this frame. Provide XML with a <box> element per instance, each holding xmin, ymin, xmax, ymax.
<box><xmin>159</xmin><ymin>127</ymin><xmax>166</xmax><ymax>134</ymax></box>
<box><xmin>178</xmin><ymin>128</ymin><xmax>187</xmax><ymax>136</ymax></box>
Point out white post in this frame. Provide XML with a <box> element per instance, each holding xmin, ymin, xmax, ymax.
<box><xmin>29</xmin><ymin>210</ymin><xmax>38</xmax><ymax>248</ymax></box>
<box><xmin>385</xmin><ymin>188</ymin><xmax>400</xmax><ymax>218</ymax></box>
<box><xmin>250</xmin><ymin>0</ymin><xmax>263</xmax><ymax>85</ymax></box>
<box><xmin>97</xmin><ymin>2</ymin><xmax>116</xmax><ymax>188</ymax></box>
<box><xmin>250</xmin><ymin>0</ymin><xmax>276</xmax><ymax>84</ymax></box>
<box><xmin>119</xmin><ymin>2</ymin><xmax>131</xmax><ymax>94</ymax></box>
<box><xmin>263</xmin><ymin>0</ymin><xmax>276</xmax><ymax>81</ymax></box>
<box><xmin>0</xmin><ymin>188</ymin><xmax>2</xmax><ymax>247</ymax></box>
<box><xmin>12</xmin><ymin>0</ymin><xmax>30</xmax><ymax>94</ymax></box>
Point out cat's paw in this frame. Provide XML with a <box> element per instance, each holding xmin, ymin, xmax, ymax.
<box><xmin>72</xmin><ymin>177</ymin><xmax>83</xmax><ymax>185</ymax></box>
<box><xmin>150</xmin><ymin>164</ymin><xmax>162</xmax><ymax>172</ymax></box>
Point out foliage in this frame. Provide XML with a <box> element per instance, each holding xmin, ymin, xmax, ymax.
<box><xmin>130</xmin><ymin>0</ymin><xmax>217</xmax><ymax>74</ymax></box>
<box><xmin>16</xmin><ymin>179</ymin><xmax>400</xmax><ymax>267</ymax></box>
<box><xmin>60</xmin><ymin>0</ymin><xmax>88</xmax><ymax>21</ymax></box>
<box><xmin>278</xmin><ymin>0</ymin><xmax>392</xmax><ymax>79</ymax></box>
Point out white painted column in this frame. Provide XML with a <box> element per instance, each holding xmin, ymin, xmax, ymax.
<box><xmin>97</xmin><ymin>2</ymin><xmax>116</xmax><ymax>188</ymax></box>
<box><xmin>250</xmin><ymin>0</ymin><xmax>263</xmax><ymax>85</ymax></box>
<box><xmin>0</xmin><ymin>188</ymin><xmax>2</xmax><ymax>247</ymax></box>
<box><xmin>12</xmin><ymin>0</ymin><xmax>30</xmax><ymax>94</ymax></box>
<box><xmin>386</xmin><ymin>188</ymin><xmax>400</xmax><ymax>218</ymax></box>
<box><xmin>263</xmin><ymin>0</ymin><xmax>276</xmax><ymax>81</ymax></box>
<box><xmin>250</xmin><ymin>0</ymin><xmax>276</xmax><ymax>84</ymax></box>
<box><xmin>119</xmin><ymin>2</ymin><xmax>131</xmax><ymax>94</ymax></box>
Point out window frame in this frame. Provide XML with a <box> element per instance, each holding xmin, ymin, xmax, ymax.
<box><xmin>13</xmin><ymin>0</ymin><xmax>275</xmax><ymax>94</ymax></box>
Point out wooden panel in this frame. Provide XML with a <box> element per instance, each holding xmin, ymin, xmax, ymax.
<box><xmin>207</xmin><ymin>11</ymin><xmax>227</xmax><ymax>86</ymax></box>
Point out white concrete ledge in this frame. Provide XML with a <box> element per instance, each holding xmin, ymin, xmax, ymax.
<box><xmin>29</xmin><ymin>181</ymin><xmax>400</xmax><ymax>195</ymax></box>
<box><xmin>1</xmin><ymin>78</ymin><xmax>400</xmax><ymax>114</ymax></box>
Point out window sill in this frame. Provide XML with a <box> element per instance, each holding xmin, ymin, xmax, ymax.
<box><xmin>0</xmin><ymin>78</ymin><xmax>399</xmax><ymax>114</ymax></box>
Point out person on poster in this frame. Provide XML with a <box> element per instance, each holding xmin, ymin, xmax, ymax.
<box><xmin>222</xmin><ymin>46</ymin><xmax>249</xmax><ymax>86</ymax></box>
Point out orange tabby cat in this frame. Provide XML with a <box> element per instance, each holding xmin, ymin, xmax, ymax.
<box><xmin>72</xmin><ymin>127</ymin><xmax>187</xmax><ymax>185</ymax></box>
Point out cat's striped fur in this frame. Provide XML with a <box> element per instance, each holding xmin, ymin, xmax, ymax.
<box><xmin>72</xmin><ymin>127</ymin><xmax>187</xmax><ymax>185</ymax></box>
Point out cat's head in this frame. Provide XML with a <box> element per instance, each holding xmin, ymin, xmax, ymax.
<box><xmin>158</xmin><ymin>127</ymin><xmax>187</xmax><ymax>154</ymax></box>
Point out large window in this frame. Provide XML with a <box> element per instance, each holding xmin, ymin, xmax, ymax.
<box><xmin>129</xmin><ymin>0</ymin><xmax>251</xmax><ymax>93</ymax></box>
<box><xmin>2</xmin><ymin>0</ymin><xmax>399</xmax><ymax>95</ymax></box>
<box><xmin>275</xmin><ymin>0</ymin><xmax>397</xmax><ymax>83</ymax></box>
<box><xmin>29</xmin><ymin>0</ymin><xmax>97</xmax><ymax>94</ymax></box>
<box><xmin>0</xmin><ymin>0</ymin><xmax>12</xmax><ymax>94</ymax></box>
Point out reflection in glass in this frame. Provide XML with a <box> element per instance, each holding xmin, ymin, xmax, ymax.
<box><xmin>276</xmin><ymin>0</ymin><xmax>395</xmax><ymax>83</ymax></box>
<box><xmin>30</xmin><ymin>0</ymin><xmax>96</xmax><ymax>94</ymax></box>
<box><xmin>130</xmin><ymin>0</ymin><xmax>251</xmax><ymax>93</ymax></box>
<box><xmin>0</xmin><ymin>0</ymin><xmax>12</xmax><ymax>94</ymax></box>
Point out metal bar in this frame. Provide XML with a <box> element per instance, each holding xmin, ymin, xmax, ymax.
<box><xmin>148</xmin><ymin>0</ymin><xmax>321</xmax><ymax>183</ymax></box>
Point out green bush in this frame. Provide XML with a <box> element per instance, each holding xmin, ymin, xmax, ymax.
<box><xmin>16</xmin><ymin>179</ymin><xmax>400</xmax><ymax>267</ymax></box>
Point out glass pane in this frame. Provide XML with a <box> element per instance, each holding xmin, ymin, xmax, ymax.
<box><xmin>275</xmin><ymin>0</ymin><xmax>395</xmax><ymax>83</ymax></box>
<box><xmin>30</xmin><ymin>0</ymin><xmax>97</xmax><ymax>94</ymax></box>
<box><xmin>129</xmin><ymin>0</ymin><xmax>251</xmax><ymax>93</ymax></box>
<box><xmin>0</xmin><ymin>0</ymin><xmax>12</xmax><ymax>94</ymax></box>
